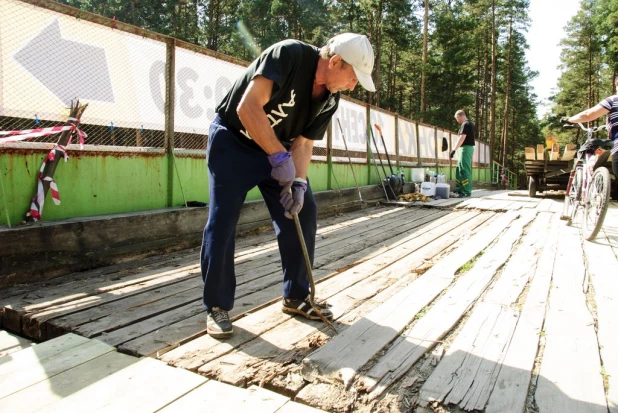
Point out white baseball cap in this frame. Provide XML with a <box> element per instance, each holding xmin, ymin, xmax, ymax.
<box><xmin>329</xmin><ymin>33</ymin><xmax>376</xmax><ymax>92</ymax></box>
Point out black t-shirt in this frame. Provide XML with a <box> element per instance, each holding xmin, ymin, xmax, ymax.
<box><xmin>458</xmin><ymin>120</ymin><xmax>476</xmax><ymax>146</ymax></box>
<box><xmin>216</xmin><ymin>39</ymin><xmax>340</xmax><ymax>149</ymax></box>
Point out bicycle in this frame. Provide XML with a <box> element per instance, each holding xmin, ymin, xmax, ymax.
<box><xmin>561</xmin><ymin>122</ymin><xmax>613</xmax><ymax>241</ymax></box>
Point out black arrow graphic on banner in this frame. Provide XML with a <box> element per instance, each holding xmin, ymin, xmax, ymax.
<box><xmin>14</xmin><ymin>19</ymin><xmax>115</xmax><ymax>105</ymax></box>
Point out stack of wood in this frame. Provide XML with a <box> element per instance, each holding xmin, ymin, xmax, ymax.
<box><xmin>398</xmin><ymin>192</ymin><xmax>430</xmax><ymax>202</ymax></box>
<box><xmin>525</xmin><ymin>143</ymin><xmax>577</xmax><ymax>162</ymax></box>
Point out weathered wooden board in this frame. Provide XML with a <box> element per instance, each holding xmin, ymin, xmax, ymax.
<box><xmin>125</xmin><ymin>211</ymin><xmax>478</xmax><ymax>358</ymax></box>
<box><xmin>537</xmin><ymin>144</ymin><xmax>545</xmax><ymax>160</ymax></box>
<box><xmin>525</xmin><ymin>147</ymin><xmax>536</xmax><ymax>160</ymax></box>
<box><xmin>584</xmin><ymin>227</ymin><xmax>618</xmax><ymax>412</ymax></box>
<box><xmin>0</xmin><ymin>330</ymin><xmax>34</xmax><ymax>358</ymax></box>
<box><xmin>42</xmin><ymin>356</ymin><xmax>206</xmax><ymax>413</ymax></box>
<box><xmin>561</xmin><ymin>144</ymin><xmax>577</xmax><ymax>161</ymax></box>
<box><xmin>299</xmin><ymin>212</ymin><xmax>520</xmax><ymax>388</ymax></box>
<box><xmin>535</xmin><ymin>224</ymin><xmax>607</xmax><ymax>413</ymax></box>
<box><xmin>0</xmin><ymin>205</ymin><xmax>386</xmax><ymax>335</ymax></box>
<box><xmin>365</xmin><ymin>211</ymin><xmax>534</xmax><ymax>402</ymax></box>
<box><xmin>0</xmin><ymin>333</ymin><xmax>88</xmax><ymax>377</ymax></box>
<box><xmin>0</xmin><ymin>339</ymin><xmax>115</xmax><ymax>399</ymax></box>
<box><xmin>485</xmin><ymin>214</ymin><xmax>560</xmax><ymax>413</ymax></box>
<box><xmin>158</xmin><ymin>382</ymin><xmax>290</xmax><ymax>413</ymax></box>
<box><xmin>0</xmin><ymin>350</ymin><xmax>138</xmax><ymax>413</ymax></box>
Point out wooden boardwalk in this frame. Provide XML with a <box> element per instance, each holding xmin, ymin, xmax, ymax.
<box><xmin>1</xmin><ymin>190</ymin><xmax>617</xmax><ymax>412</ymax></box>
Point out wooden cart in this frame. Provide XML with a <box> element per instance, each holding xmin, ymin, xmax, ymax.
<box><xmin>524</xmin><ymin>143</ymin><xmax>576</xmax><ymax>198</ymax></box>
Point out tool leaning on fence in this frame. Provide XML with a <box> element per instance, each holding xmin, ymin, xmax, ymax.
<box><xmin>373</xmin><ymin>123</ymin><xmax>403</xmax><ymax>198</ymax></box>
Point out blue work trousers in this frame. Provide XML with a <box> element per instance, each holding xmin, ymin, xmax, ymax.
<box><xmin>200</xmin><ymin>116</ymin><xmax>317</xmax><ymax>312</ymax></box>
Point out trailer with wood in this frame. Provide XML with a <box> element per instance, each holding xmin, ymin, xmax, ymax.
<box><xmin>524</xmin><ymin>142</ymin><xmax>577</xmax><ymax>197</ymax></box>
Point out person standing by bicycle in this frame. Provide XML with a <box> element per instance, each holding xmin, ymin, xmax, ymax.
<box><xmin>563</xmin><ymin>75</ymin><xmax>618</xmax><ymax>200</ymax></box>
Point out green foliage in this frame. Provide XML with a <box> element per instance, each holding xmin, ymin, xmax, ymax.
<box><xmin>548</xmin><ymin>0</ymin><xmax>617</xmax><ymax>148</ymax></box>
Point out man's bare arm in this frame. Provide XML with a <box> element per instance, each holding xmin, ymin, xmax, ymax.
<box><xmin>290</xmin><ymin>136</ymin><xmax>314</xmax><ymax>179</ymax></box>
<box><xmin>237</xmin><ymin>76</ymin><xmax>287</xmax><ymax>155</ymax></box>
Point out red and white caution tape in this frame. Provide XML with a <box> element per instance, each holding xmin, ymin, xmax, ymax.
<box><xmin>6</xmin><ymin>117</ymin><xmax>87</xmax><ymax>221</ymax></box>
<box><xmin>0</xmin><ymin>117</ymin><xmax>87</xmax><ymax>148</ymax></box>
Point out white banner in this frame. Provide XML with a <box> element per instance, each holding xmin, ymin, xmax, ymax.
<box><xmin>437</xmin><ymin>130</ymin><xmax>450</xmax><ymax>161</ymax></box>
<box><xmin>331</xmin><ymin>98</ymin><xmax>367</xmax><ymax>152</ymax></box>
<box><xmin>173</xmin><ymin>47</ymin><xmax>245</xmax><ymax>134</ymax></box>
<box><xmin>418</xmin><ymin>125</ymin><xmax>436</xmax><ymax>161</ymax></box>
<box><xmin>0</xmin><ymin>0</ymin><xmax>246</xmax><ymax>134</ymax></box>
<box><xmin>369</xmin><ymin>110</ymin><xmax>396</xmax><ymax>155</ymax></box>
<box><xmin>397</xmin><ymin>118</ymin><xmax>417</xmax><ymax>158</ymax></box>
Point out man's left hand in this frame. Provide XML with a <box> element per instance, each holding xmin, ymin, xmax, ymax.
<box><xmin>450</xmin><ymin>150</ymin><xmax>456</xmax><ymax>159</ymax></box>
<box><xmin>280</xmin><ymin>178</ymin><xmax>307</xmax><ymax>219</ymax></box>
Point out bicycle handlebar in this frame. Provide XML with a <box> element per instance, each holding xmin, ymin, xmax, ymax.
<box><xmin>563</xmin><ymin>122</ymin><xmax>608</xmax><ymax>133</ymax></box>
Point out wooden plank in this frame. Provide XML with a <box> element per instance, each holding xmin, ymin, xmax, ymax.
<box><xmin>536</xmin><ymin>198</ymin><xmax>554</xmax><ymax>212</ymax></box>
<box><xmin>234</xmin><ymin>385</ymin><xmax>289</xmax><ymax>412</ymax></box>
<box><xmin>197</xmin><ymin>240</ymin><xmax>443</xmax><ymax>390</ymax></box>
<box><xmin>276</xmin><ymin>401</ymin><xmax>326</xmax><ymax>413</ymax></box>
<box><xmin>159</xmin><ymin>211</ymin><xmax>488</xmax><ymax>370</ymax></box>
<box><xmin>158</xmin><ymin>382</ymin><xmax>289</xmax><ymax>413</ymax></box>
<box><xmin>0</xmin><ymin>205</ymin><xmax>385</xmax><ymax>333</ymax></box>
<box><xmin>313</xmin><ymin>209</ymin><xmax>444</xmax><ymax>267</ymax></box>
<box><xmin>21</xmin><ymin>208</ymin><xmax>420</xmax><ymax>341</ymax></box>
<box><xmin>0</xmin><ymin>333</ymin><xmax>88</xmax><ymax>377</ymax></box>
<box><xmin>583</xmin><ymin>228</ymin><xmax>618</xmax><ymax>412</ymax></box>
<box><xmin>537</xmin><ymin>144</ymin><xmax>545</xmax><ymax>160</ymax></box>
<box><xmin>299</xmin><ymin>212</ymin><xmax>520</xmax><ymax>388</ymax></box>
<box><xmin>417</xmin><ymin>214</ymin><xmax>551</xmax><ymax>410</ymax></box>
<box><xmin>125</xmin><ymin>211</ymin><xmax>478</xmax><ymax>358</ymax></box>
<box><xmin>535</xmin><ymin>224</ymin><xmax>607</xmax><ymax>413</ymax></box>
<box><xmin>604</xmin><ymin>204</ymin><xmax>618</xmax><ymax>259</ymax></box>
<box><xmin>0</xmin><ymin>338</ymin><xmax>115</xmax><ymax>399</ymax></box>
<box><xmin>525</xmin><ymin>147</ymin><xmax>536</xmax><ymax>160</ymax></box>
<box><xmin>550</xmin><ymin>142</ymin><xmax>560</xmax><ymax>161</ymax></box>
<box><xmin>156</xmin><ymin>380</ymin><xmax>246</xmax><ymax>413</ymax></box>
<box><xmin>0</xmin><ymin>330</ymin><xmax>34</xmax><ymax>358</ymax></box>
<box><xmin>291</xmin><ymin>216</ymin><xmax>501</xmax><ymax>411</ymax></box>
<box><xmin>561</xmin><ymin>144</ymin><xmax>577</xmax><ymax>161</ymax></box>
<box><xmin>42</xmin><ymin>357</ymin><xmax>206</xmax><ymax>413</ymax></box>
<box><xmin>364</xmin><ymin>211</ymin><xmax>535</xmax><ymax>402</ymax></box>
<box><xmin>0</xmin><ymin>351</ymin><xmax>138</xmax><ymax>413</ymax></box>
<box><xmin>484</xmin><ymin>214</ymin><xmax>560</xmax><ymax>413</ymax></box>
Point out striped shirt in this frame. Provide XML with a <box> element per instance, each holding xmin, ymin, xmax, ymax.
<box><xmin>600</xmin><ymin>94</ymin><xmax>618</xmax><ymax>154</ymax></box>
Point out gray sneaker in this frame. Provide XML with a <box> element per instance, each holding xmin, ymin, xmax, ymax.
<box><xmin>207</xmin><ymin>307</ymin><xmax>233</xmax><ymax>338</ymax></box>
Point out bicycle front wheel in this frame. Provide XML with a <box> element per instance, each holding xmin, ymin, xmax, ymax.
<box><xmin>583</xmin><ymin>167</ymin><xmax>611</xmax><ymax>240</ymax></box>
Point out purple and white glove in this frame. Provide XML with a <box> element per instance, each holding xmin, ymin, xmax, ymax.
<box><xmin>268</xmin><ymin>151</ymin><xmax>295</xmax><ymax>192</ymax></box>
<box><xmin>280</xmin><ymin>178</ymin><xmax>307</xmax><ymax>219</ymax></box>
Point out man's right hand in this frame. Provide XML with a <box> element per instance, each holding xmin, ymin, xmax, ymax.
<box><xmin>268</xmin><ymin>151</ymin><xmax>296</xmax><ymax>191</ymax></box>
<box><xmin>560</xmin><ymin>116</ymin><xmax>573</xmax><ymax>125</ymax></box>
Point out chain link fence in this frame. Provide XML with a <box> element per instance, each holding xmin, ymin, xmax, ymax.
<box><xmin>1</xmin><ymin>0</ymin><xmax>493</xmax><ymax>166</ymax></box>
<box><xmin>0</xmin><ymin>0</ymin><xmax>168</xmax><ymax>149</ymax></box>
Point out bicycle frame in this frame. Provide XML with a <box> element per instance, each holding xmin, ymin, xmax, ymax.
<box><xmin>564</xmin><ymin>123</ymin><xmax>609</xmax><ymax>200</ymax></box>
<box><xmin>562</xmin><ymin>122</ymin><xmax>612</xmax><ymax>240</ymax></box>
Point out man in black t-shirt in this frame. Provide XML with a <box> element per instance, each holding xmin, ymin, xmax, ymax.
<box><xmin>201</xmin><ymin>33</ymin><xmax>376</xmax><ymax>338</ymax></box>
<box><xmin>450</xmin><ymin>110</ymin><xmax>475</xmax><ymax>197</ymax></box>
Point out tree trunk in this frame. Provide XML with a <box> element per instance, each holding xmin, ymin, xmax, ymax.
<box><xmin>420</xmin><ymin>0</ymin><xmax>429</xmax><ymax>122</ymax></box>
<box><xmin>490</xmin><ymin>0</ymin><xmax>497</xmax><ymax>167</ymax></box>
<box><xmin>501</xmin><ymin>17</ymin><xmax>513</xmax><ymax>167</ymax></box>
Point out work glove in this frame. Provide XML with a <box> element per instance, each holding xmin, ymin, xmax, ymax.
<box><xmin>560</xmin><ymin>116</ymin><xmax>573</xmax><ymax>125</ymax></box>
<box><xmin>280</xmin><ymin>178</ymin><xmax>307</xmax><ymax>219</ymax></box>
<box><xmin>268</xmin><ymin>151</ymin><xmax>295</xmax><ymax>192</ymax></box>
<box><xmin>450</xmin><ymin>150</ymin><xmax>456</xmax><ymax>159</ymax></box>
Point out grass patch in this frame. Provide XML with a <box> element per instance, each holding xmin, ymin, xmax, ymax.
<box><xmin>455</xmin><ymin>249</ymin><xmax>485</xmax><ymax>275</ymax></box>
